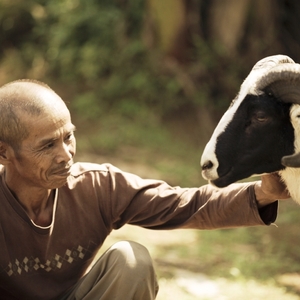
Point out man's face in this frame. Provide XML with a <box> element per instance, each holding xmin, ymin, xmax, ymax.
<box><xmin>7</xmin><ymin>101</ymin><xmax>76</xmax><ymax>190</ymax></box>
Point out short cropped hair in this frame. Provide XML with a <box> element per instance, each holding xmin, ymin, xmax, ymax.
<box><xmin>0</xmin><ymin>79</ymin><xmax>54</xmax><ymax>150</ymax></box>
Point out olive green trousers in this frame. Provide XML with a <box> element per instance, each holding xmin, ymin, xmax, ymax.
<box><xmin>63</xmin><ymin>241</ymin><xmax>159</xmax><ymax>300</ymax></box>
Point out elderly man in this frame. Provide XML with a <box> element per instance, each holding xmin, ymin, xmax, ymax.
<box><xmin>0</xmin><ymin>79</ymin><xmax>290</xmax><ymax>299</ymax></box>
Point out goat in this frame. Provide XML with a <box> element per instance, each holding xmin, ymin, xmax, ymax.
<box><xmin>200</xmin><ymin>55</ymin><xmax>300</xmax><ymax>203</ymax></box>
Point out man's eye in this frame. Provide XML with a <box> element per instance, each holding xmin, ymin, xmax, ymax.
<box><xmin>66</xmin><ymin>133</ymin><xmax>74</xmax><ymax>141</ymax></box>
<box><xmin>45</xmin><ymin>142</ymin><xmax>54</xmax><ymax>149</ymax></box>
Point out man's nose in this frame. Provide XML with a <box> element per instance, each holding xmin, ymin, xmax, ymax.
<box><xmin>56</xmin><ymin>142</ymin><xmax>75</xmax><ymax>164</ymax></box>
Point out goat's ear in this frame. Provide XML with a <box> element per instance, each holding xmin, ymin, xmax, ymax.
<box><xmin>281</xmin><ymin>152</ymin><xmax>300</xmax><ymax>167</ymax></box>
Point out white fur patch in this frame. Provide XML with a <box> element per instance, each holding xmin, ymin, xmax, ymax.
<box><xmin>280</xmin><ymin>168</ymin><xmax>300</xmax><ymax>204</ymax></box>
<box><xmin>280</xmin><ymin>104</ymin><xmax>300</xmax><ymax>204</ymax></box>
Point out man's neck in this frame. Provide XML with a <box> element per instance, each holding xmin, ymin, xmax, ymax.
<box><xmin>25</xmin><ymin>190</ymin><xmax>55</xmax><ymax>227</ymax></box>
<box><xmin>6</xmin><ymin>179</ymin><xmax>55</xmax><ymax>227</ymax></box>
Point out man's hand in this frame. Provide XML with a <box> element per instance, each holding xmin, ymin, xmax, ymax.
<box><xmin>254</xmin><ymin>173</ymin><xmax>291</xmax><ymax>208</ymax></box>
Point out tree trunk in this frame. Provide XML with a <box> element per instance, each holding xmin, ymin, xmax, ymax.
<box><xmin>208</xmin><ymin>0</ymin><xmax>251</xmax><ymax>54</ymax></box>
<box><xmin>145</xmin><ymin>0</ymin><xmax>188</xmax><ymax>61</ymax></box>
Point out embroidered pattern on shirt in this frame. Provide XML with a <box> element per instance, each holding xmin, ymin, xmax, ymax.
<box><xmin>3</xmin><ymin>244</ymin><xmax>93</xmax><ymax>276</ymax></box>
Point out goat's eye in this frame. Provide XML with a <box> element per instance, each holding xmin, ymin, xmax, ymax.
<box><xmin>257</xmin><ymin>116</ymin><xmax>267</xmax><ymax>122</ymax></box>
<box><xmin>255</xmin><ymin>112</ymin><xmax>268</xmax><ymax>122</ymax></box>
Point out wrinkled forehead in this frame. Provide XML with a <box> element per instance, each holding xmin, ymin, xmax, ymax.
<box><xmin>20</xmin><ymin>100</ymin><xmax>72</xmax><ymax>140</ymax></box>
<box><xmin>34</xmin><ymin>88</ymin><xmax>67</xmax><ymax>113</ymax></box>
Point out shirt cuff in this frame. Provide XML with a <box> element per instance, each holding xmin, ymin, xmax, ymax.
<box><xmin>258</xmin><ymin>200</ymin><xmax>278</xmax><ymax>225</ymax></box>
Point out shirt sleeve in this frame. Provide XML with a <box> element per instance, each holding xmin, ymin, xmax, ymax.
<box><xmin>98</xmin><ymin>164</ymin><xmax>278</xmax><ymax>230</ymax></box>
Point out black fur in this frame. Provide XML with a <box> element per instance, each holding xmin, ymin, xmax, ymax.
<box><xmin>213</xmin><ymin>94</ymin><xmax>294</xmax><ymax>187</ymax></box>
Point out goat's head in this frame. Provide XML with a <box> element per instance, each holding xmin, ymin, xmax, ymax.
<box><xmin>201</xmin><ymin>55</ymin><xmax>300</xmax><ymax>187</ymax></box>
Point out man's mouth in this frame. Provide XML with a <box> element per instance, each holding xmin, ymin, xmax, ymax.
<box><xmin>52</xmin><ymin>161</ymin><xmax>73</xmax><ymax>176</ymax></box>
<box><xmin>54</xmin><ymin>168</ymin><xmax>71</xmax><ymax>176</ymax></box>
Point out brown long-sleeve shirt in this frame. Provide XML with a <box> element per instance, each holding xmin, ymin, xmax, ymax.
<box><xmin>0</xmin><ymin>162</ymin><xmax>277</xmax><ymax>299</ymax></box>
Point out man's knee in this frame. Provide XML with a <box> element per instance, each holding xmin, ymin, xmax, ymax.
<box><xmin>65</xmin><ymin>241</ymin><xmax>158</xmax><ymax>300</ymax></box>
<box><xmin>107</xmin><ymin>241</ymin><xmax>158</xmax><ymax>299</ymax></box>
<box><xmin>109</xmin><ymin>240</ymin><xmax>154</xmax><ymax>276</ymax></box>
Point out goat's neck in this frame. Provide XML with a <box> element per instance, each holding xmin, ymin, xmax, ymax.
<box><xmin>279</xmin><ymin>168</ymin><xmax>300</xmax><ymax>204</ymax></box>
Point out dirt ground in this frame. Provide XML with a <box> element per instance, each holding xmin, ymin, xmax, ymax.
<box><xmin>101</xmin><ymin>225</ymin><xmax>300</xmax><ymax>300</ymax></box>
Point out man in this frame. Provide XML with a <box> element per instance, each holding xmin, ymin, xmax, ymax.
<box><xmin>0</xmin><ymin>79</ymin><xmax>290</xmax><ymax>300</ymax></box>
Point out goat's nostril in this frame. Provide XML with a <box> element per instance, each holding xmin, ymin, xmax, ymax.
<box><xmin>202</xmin><ymin>160</ymin><xmax>213</xmax><ymax>170</ymax></box>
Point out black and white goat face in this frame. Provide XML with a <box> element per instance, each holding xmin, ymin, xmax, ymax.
<box><xmin>201</xmin><ymin>55</ymin><xmax>300</xmax><ymax>188</ymax></box>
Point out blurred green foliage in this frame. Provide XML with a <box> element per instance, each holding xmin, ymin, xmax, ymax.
<box><xmin>0</xmin><ymin>0</ymin><xmax>241</xmax><ymax>123</ymax></box>
<box><xmin>2</xmin><ymin>0</ymin><xmax>300</xmax><ymax>125</ymax></box>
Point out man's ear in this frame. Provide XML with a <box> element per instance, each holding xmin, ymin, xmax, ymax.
<box><xmin>0</xmin><ymin>141</ymin><xmax>10</xmax><ymax>163</ymax></box>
